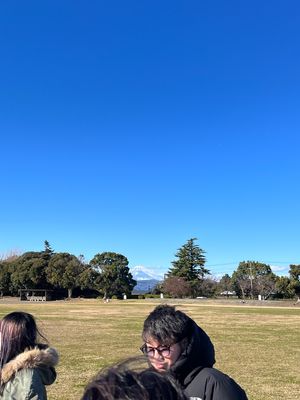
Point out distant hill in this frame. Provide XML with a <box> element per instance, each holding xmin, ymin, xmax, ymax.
<box><xmin>132</xmin><ymin>279</ymin><xmax>160</xmax><ymax>294</ymax></box>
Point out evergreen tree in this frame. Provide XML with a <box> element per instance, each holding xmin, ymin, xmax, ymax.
<box><xmin>289</xmin><ymin>264</ymin><xmax>300</xmax><ymax>302</ymax></box>
<box><xmin>0</xmin><ymin>261</ymin><xmax>12</xmax><ymax>296</ymax></box>
<box><xmin>275</xmin><ymin>276</ymin><xmax>294</xmax><ymax>299</ymax></box>
<box><xmin>46</xmin><ymin>252</ymin><xmax>86</xmax><ymax>298</ymax></box>
<box><xmin>43</xmin><ymin>240</ymin><xmax>54</xmax><ymax>258</ymax></box>
<box><xmin>168</xmin><ymin>238</ymin><xmax>210</xmax><ymax>283</ymax></box>
<box><xmin>10</xmin><ymin>251</ymin><xmax>51</xmax><ymax>292</ymax></box>
<box><xmin>90</xmin><ymin>252</ymin><xmax>136</xmax><ymax>299</ymax></box>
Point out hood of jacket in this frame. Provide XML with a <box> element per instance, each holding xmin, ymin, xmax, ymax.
<box><xmin>170</xmin><ymin>321</ymin><xmax>215</xmax><ymax>385</ymax></box>
<box><xmin>1</xmin><ymin>345</ymin><xmax>59</xmax><ymax>385</ymax></box>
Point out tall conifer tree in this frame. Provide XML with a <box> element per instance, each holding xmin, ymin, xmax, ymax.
<box><xmin>168</xmin><ymin>238</ymin><xmax>209</xmax><ymax>281</ymax></box>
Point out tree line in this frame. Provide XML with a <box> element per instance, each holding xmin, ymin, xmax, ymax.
<box><xmin>0</xmin><ymin>239</ymin><xmax>299</xmax><ymax>301</ymax></box>
<box><xmin>159</xmin><ymin>238</ymin><xmax>300</xmax><ymax>301</ymax></box>
<box><xmin>0</xmin><ymin>241</ymin><xmax>136</xmax><ymax>299</ymax></box>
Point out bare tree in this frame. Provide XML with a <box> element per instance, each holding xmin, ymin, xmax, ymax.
<box><xmin>162</xmin><ymin>276</ymin><xmax>192</xmax><ymax>298</ymax></box>
<box><xmin>0</xmin><ymin>249</ymin><xmax>22</xmax><ymax>262</ymax></box>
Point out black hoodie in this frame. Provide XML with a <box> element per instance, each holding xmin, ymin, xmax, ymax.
<box><xmin>170</xmin><ymin>322</ymin><xmax>248</xmax><ymax>400</ymax></box>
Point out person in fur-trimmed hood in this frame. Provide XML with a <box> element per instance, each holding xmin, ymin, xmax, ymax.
<box><xmin>0</xmin><ymin>311</ymin><xmax>59</xmax><ymax>400</ymax></box>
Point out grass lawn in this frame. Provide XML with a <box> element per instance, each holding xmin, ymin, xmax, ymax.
<box><xmin>0</xmin><ymin>299</ymin><xmax>299</xmax><ymax>400</ymax></box>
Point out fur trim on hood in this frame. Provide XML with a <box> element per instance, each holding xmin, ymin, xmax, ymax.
<box><xmin>1</xmin><ymin>346</ymin><xmax>59</xmax><ymax>384</ymax></box>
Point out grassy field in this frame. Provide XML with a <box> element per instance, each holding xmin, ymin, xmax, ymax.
<box><xmin>0</xmin><ymin>298</ymin><xmax>299</xmax><ymax>400</ymax></box>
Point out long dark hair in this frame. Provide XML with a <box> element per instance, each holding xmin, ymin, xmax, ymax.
<box><xmin>0</xmin><ymin>311</ymin><xmax>47</xmax><ymax>369</ymax></box>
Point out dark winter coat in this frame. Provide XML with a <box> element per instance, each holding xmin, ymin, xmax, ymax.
<box><xmin>170</xmin><ymin>321</ymin><xmax>248</xmax><ymax>400</ymax></box>
<box><xmin>0</xmin><ymin>346</ymin><xmax>58</xmax><ymax>400</ymax></box>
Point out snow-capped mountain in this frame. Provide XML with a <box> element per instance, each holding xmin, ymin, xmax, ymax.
<box><xmin>131</xmin><ymin>265</ymin><xmax>164</xmax><ymax>281</ymax></box>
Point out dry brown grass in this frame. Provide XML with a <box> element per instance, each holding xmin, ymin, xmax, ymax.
<box><xmin>0</xmin><ymin>298</ymin><xmax>299</xmax><ymax>400</ymax></box>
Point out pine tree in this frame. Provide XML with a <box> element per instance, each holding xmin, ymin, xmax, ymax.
<box><xmin>44</xmin><ymin>240</ymin><xmax>54</xmax><ymax>256</ymax></box>
<box><xmin>168</xmin><ymin>238</ymin><xmax>209</xmax><ymax>282</ymax></box>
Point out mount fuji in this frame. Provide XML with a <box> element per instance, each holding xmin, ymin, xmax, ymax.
<box><xmin>130</xmin><ymin>266</ymin><xmax>164</xmax><ymax>294</ymax></box>
<box><xmin>131</xmin><ymin>265</ymin><xmax>164</xmax><ymax>281</ymax></box>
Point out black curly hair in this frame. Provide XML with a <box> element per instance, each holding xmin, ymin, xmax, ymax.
<box><xmin>142</xmin><ymin>305</ymin><xmax>194</xmax><ymax>346</ymax></box>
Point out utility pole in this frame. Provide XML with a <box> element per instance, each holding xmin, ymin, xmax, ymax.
<box><xmin>249</xmin><ymin>262</ymin><xmax>253</xmax><ymax>299</ymax></box>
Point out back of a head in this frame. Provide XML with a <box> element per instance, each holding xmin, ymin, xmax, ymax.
<box><xmin>81</xmin><ymin>360</ymin><xmax>187</xmax><ymax>400</ymax></box>
<box><xmin>142</xmin><ymin>305</ymin><xmax>193</xmax><ymax>346</ymax></box>
<box><xmin>138</xmin><ymin>370</ymin><xmax>187</xmax><ymax>400</ymax></box>
<box><xmin>0</xmin><ymin>311</ymin><xmax>42</xmax><ymax>368</ymax></box>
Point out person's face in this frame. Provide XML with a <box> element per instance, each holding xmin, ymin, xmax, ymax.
<box><xmin>144</xmin><ymin>338</ymin><xmax>182</xmax><ymax>371</ymax></box>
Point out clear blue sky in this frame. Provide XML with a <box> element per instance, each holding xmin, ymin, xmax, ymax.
<box><xmin>0</xmin><ymin>1</ymin><xmax>299</xmax><ymax>277</ymax></box>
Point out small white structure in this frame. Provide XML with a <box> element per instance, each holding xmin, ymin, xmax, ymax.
<box><xmin>19</xmin><ymin>289</ymin><xmax>52</xmax><ymax>301</ymax></box>
<box><xmin>220</xmin><ymin>291</ymin><xmax>236</xmax><ymax>296</ymax></box>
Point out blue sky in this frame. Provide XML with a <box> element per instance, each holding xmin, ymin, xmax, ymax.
<box><xmin>0</xmin><ymin>1</ymin><xmax>299</xmax><ymax>277</ymax></box>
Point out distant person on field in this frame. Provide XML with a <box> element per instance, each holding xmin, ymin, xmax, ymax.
<box><xmin>81</xmin><ymin>358</ymin><xmax>187</xmax><ymax>400</ymax></box>
<box><xmin>0</xmin><ymin>311</ymin><xmax>59</xmax><ymax>400</ymax></box>
<box><xmin>141</xmin><ymin>305</ymin><xmax>248</xmax><ymax>400</ymax></box>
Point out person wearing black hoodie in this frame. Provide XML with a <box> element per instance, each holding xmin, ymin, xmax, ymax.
<box><xmin>141</xmin><ymin>305</ymin><xmax>248</xmax><ymax>400</ymax></box>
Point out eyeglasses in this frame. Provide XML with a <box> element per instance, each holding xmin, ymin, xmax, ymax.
<box><xmin>140</xmin><ymin>343</ymin><xmax>172</xmax><ymax>358</ymax></box>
